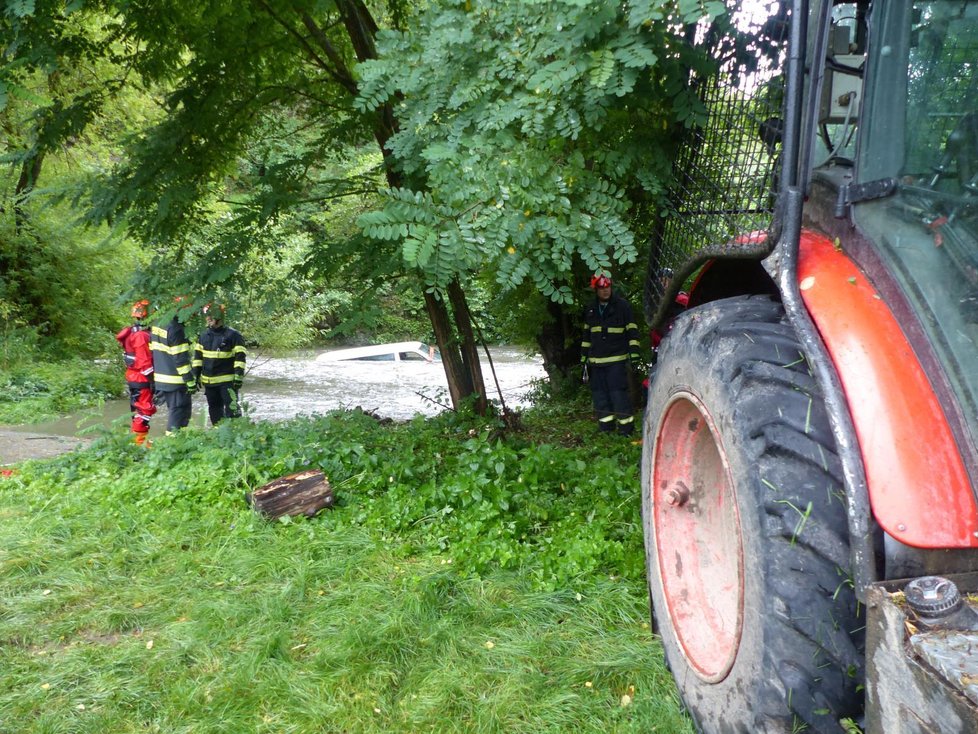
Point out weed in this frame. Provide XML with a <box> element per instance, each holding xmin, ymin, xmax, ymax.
<box><xmin>0</xmin><ymin>403</ymin><xmax>693</xmax><ymax>732</ymax></box>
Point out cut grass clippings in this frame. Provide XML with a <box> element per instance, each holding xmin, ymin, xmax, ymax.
<box><xmin>0</xmin><ymin>408</ymin><xmax>693</xmax><ymax>733</ymax></box>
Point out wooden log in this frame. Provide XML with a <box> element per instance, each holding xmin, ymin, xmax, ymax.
<box><xmin>247</xmin><ymin>469</ymin><xmax>335</xmax><ymax>519</ymax></box>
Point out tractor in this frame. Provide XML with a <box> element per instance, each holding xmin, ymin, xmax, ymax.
<box><xmin>641</xmin><ymin>0</ymin><xmax>978</xmax><ymax>731</ymax></box>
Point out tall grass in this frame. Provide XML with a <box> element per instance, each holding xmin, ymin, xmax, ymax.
<box><xmin>0</xmin><ymin>408</ymin><xmax>693</xmax><ymax>733</ymax></box>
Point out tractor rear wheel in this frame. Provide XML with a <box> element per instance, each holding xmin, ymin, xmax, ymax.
<box><xmin>642</xmin><ymin>295</ymin><xmax>863</xmax><ymax>733</ymax></box>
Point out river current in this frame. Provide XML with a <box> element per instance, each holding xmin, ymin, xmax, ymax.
<box><xmin>4</xmin><ymin>346</ymin><xmax>547</xmax><ymax>439</ymax></box>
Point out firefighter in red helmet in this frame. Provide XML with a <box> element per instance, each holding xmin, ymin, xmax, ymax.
<box><xmin>114</xmin><ymin>299</ymin><xmax>156</xmax><ymax>444</ymax></box>
<box><xmin>580</xmin><ymin>273</ymin><xmax>641</xmax><ymax>436</ymax></box>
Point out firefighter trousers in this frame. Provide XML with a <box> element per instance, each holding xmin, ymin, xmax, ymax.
<box><xmin>204</xmin><ymin>384</ymin><xmax>242</xmax><ymax>425</ymax></box>
<box><xmin>589</xmin><ymin>361</ymin><xmax>634</xmax><ymax>435</ymax></box>
<box><xmin>127</xmin><ymin>381</ymin><xmax>156</xmax><ymax>437</ymax></box>
<box><xmin>162</xmin><ymin>389</ymin><xmax>192</xmax><ymax>433</ymax></box>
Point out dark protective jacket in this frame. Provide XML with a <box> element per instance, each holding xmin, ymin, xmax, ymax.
<box><xmin>115</xmin><ymin>324</ymin><xmax>154</xmax><ymax>385</ymax></box>
<box><xmin>581</xmin><ymin>292</ymin><xmax>641</xmax><ymax>365</ymax></box>
<box><xmin>192</xmin><ymin>325</ymin><xmax>246</xmax><ymax>386</ymax></box>
<box><xmin>150</xmin><ymin>319</ymin><xmax>196</xmax><ymax>392</ymax></box>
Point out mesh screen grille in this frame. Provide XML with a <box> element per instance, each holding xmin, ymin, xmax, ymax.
<box><xmin>644</xmin><ymin>7</ymin><xmax>790</xmax><ymax>323</ymax></box>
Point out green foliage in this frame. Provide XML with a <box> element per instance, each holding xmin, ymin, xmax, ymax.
<box><xmin>0</xmin><ymin>3</ymin><xmax>158</xmax><ymax>357</ymax></box>
<box><xmin>0</xmin><ymin>460</ymin><xmax>693</xmax><ymax>732</ymax></box>
<box><xmin>19</xmin><ymin>403</ymin><xmax>644</xmax><ymax>589</ymax></box>
<box><xmin>0</xmin><ymin>203</ymin><xmax>142</xmax><ymax>359</ymax></box>
<box><xmin>356</xmin><ymin>0</ymin><xmax>717</xmax><ymax>302</ymax></box>
<box><xmin>0</xmin><ymin>359</ymin><xmax>119</xmax><ymax>424</ymax></box>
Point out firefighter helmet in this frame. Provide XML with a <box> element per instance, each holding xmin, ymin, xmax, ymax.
<box><xmin>590</xmin><ymin>274</ymin><xmax>612</xmax><ymax>289</ymax></box>
<box><xmin>131</xmin><ymin>299</ymin><xmax>150</xmax><ymax>320</ymax></box>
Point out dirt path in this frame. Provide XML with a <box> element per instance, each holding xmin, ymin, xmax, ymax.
<box><xmin>0</xmin><ymin>429</ymin><xmax>90</xmax><ymax>466</ymax></box>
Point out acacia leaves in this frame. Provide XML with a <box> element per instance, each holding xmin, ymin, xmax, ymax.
<box><xmin>356</xmin><ymin>0</ymin><xmax>717</xmax><ymax>302</ymax></box>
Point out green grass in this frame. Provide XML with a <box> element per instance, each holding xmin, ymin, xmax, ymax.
<box><xmin>0</xmin><ymin>360</ymin><xmax>120</xmax><ymax>425</ymax></box>
<box><xmin>0</xmin><ymin>406</ymin><xmax>692</xmax><ymax>733</ymax></box>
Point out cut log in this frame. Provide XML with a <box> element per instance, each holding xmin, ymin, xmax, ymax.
<box><xmin>247</xmin><ymin>469</ymin><xmax>335</xmax><ymax>519</ymax></box>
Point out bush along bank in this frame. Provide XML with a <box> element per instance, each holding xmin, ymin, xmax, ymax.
<box><xmin>13</xmin><ymin>406</ymin><xmax>646</xmax><ymax>590</ymax></box>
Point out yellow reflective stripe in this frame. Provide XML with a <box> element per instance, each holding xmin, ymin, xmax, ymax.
<box><xmin>151</xmin><ymin>326</ymin><xmax>168</xmax><ymax>338</ymax></box>
<box><xmin>589</xmin><ymin>326</ymin><xmax>603</xmax><ymax>333</ymax></box>
<box><xmin>581</xmin><ymin>341</ymin><xmax>591</xmax><ymax>348</ymax></box>
<box><xmin>176</xmin><ymin>364</ymin><xmax>192</xmax><ymax>375</ymax></box>
<box><xmin>626</xmin><ymin>322</ymin><xmax>638</xmax><ymax>330</ymax></box>
<box><xmin>155</xmin><ymin>374</ymin><xmax>185</xmax><ymax>384</ymax></box>
<box><xmin>606</xmin><ymin>327</ymin><xmax>625</xmax><ymax>334</ymax></box>
<box><xmin>618</xmin><ymin>416</ymin><xmax>635</xmax><ymax>424</ymax></box>
<box><xmin>590</xmin><ymin>354</ymin><xmax>628</xmax><ymax>364</ymax></box>
<box><xmin>202</xmin><ymin>374</ymin><xmax>235</xmax><ymax>385</ymax></box>
<box><xmin>629</xmin><ymin>340</ymin><xmax>641</xmax><ymax>348</ymax></box>
<box><xmin>233</xmin><ymin>346</ymin><xmax>247</xmax><ymax>354</ymax></box>
<box><xmin>199</xmin><ymin>349</ymin><xmax>234</xmax><ymax>358</ymax></box>
<box><xmin>152</xmin><ymin>342</ymin><xmax>190</xmax><ymax>355</ymax></box>
<box><xmin>598</xmin><ymin>415</ymin><xmax>615</xmax><ymax>423</ymax></box>
<box><xmin>191</xmin><ymin>358</ymin><xmax>203</xmax><ymax>368</ymax></box>
<box><xmin>233</xmin><ymin>360</ymin><xmax>245</xmax><ymax>370</ymax></box>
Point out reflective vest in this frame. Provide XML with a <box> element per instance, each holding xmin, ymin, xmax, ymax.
<box><xmin>192</xmin><ymin>325</ymin><xmax>246</xmax><ymax>386</ymax></box>
<box><xmin>150</xmin><ymin>319</ymin><xmax>195</xmax><ymax>392</ymax></box>
<box><xmin>581</xmin><ymin>292</ymin><xmax>641</xmax><ymax>365</ymax></box>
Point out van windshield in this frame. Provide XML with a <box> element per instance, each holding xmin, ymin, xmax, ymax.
<box><xmin>855</xmin><ymin>0</ymin><xmax>978</xmax><ymax>443</ymax></box>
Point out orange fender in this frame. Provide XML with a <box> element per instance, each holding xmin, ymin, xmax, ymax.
<box><xmin>797</xmin><ymin>230</ymin><xmax>978</xmax><ymax>548</ymax></box>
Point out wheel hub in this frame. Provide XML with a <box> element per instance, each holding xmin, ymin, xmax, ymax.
<box><xmin>652</xmin><ymin>393</ymin><xmax>744</xmax><ymax>682</ymax></box>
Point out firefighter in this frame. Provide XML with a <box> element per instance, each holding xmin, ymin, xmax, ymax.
<box><xmin>114</xmin><ymin>299</ymin><xmax>156</xmax><ymax>445</ymax></box>
<box><xmin>192</xmin><ymin>303</ymin><xmax>246</xmax><ymax>425</ymax></box>
<box><xmin>580</xmin><ymin>273</ymin><xmax>641</xmax><ymax>436</ymax></box>
<box><xmin>150</xmin><ymin>296</ymin><xmax>197</xmax><ymax>434</ymax></box>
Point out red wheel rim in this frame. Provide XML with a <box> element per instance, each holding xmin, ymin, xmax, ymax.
<box><xmin>652</xmin><ymin>393</ymin><xmax>744</xmax><ymax>682</ymax></box>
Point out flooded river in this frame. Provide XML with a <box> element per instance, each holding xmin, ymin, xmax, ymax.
<box><xmin>3</xmin><ymin>346</ymin><xmax>548</xmax><ymax>441</ymax></box>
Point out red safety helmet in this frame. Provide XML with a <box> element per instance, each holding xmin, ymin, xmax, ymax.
<box><xmin>590</xmin><ymin>274</ymin><xmax>612</xmax><ymax>289</ymax></box>
<box><xmin>130</xmin><ymin>299</ymin><xmax>150</xmax><ymax>320</ymax></box>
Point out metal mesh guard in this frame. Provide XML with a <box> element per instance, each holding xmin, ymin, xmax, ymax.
<box><xmin>644</xmin><ymin>6</ymin><xmax>789</xmax><ymax>324</ymax></box>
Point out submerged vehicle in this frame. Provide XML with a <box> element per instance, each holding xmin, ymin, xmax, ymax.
<box><xmin>641</xmin><ymin>0</ymin><xmax>978</xmax><ymax>731</ymax></box>
<box><xmin>316</xmin><ymin>341</ymin><xmax>438</xmax><ymax>363</ymax></box>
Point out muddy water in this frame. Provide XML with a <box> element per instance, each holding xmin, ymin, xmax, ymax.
<box><xmin>4</xmin><ymin>346</ymin><xmax>547</xmax><ymax>440</ymax></box>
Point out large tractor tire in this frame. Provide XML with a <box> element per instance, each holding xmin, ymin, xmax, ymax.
<box><xmin>642</xmin><ymin>295</ymin><xmax>864</xmax><ymax>733</ymax></box>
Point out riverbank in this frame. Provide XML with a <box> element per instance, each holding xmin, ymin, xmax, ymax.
<box><xmin>0</xmin><ymin>428</ymin><xmax>89</xmax><ymax>466</ymax></box>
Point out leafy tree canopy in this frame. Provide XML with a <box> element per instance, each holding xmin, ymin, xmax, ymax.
<box><xmin>356</xmin><ymin>0</ymin><xmax>719</xmax><ymax>303</ymax></box>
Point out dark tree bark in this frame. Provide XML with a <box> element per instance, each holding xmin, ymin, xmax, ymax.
<box><xmin>424</xmin><ymin>290</ymin><xmax>469</xmax><ymax>408</ymax></box>
<box><xmin>247</xmin><ymin>469</ymin><xmax>335</xmax><ymax>518</ymax></box>
<box><xmin>447</xmin><ymin>278</ymin><xmax>487</xmax><ymax>414</ymax></box>
<box><xmin>14</xmin><ymin>153</ymin><xmax>43</xmax><ymax>234</ymax></box>
<box><xmin>536</xmin><ymin>297</ymin><xmax>580</xmax><ymax>382</ymax></box>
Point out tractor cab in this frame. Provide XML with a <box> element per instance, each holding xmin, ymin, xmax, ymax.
<box><xmin>843</xmin><ymin>0</ymin><xmax>978</xmax><ymax>455</ymax></box>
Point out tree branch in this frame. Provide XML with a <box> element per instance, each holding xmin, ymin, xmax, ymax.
<box><xmin>297</xmin><ymin>10</ymin><xmax>359</xmax><ymax>95</ymax></box>
<box><xmin>253</xmin><ymin>0</ymin><xmax>358</xmax><ymax>95</ymax></box>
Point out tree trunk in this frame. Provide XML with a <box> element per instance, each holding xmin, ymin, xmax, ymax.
<box><xmin>247</xmin><ymin>469</ymin><xmax>335</xmax><ymax>519</ymax></box>
<box><xmin>536</xmin><ymin>297</ymin><xmax>580</xmax><ymax>382</ymax></box>
<box><xmin>447</xmin><ymin>278</ymin><xmax>487</xmax><ymax>414</ymax></box>
<box><xmin>424</xmin><ymin>291</ymin><xmax>469</xmax><ymax>409</ymax></box>
<box><xmin>315</xmin><ymin>0</ymin><xmax>486</xmax><ymax>413</ymax></box>
<box><xmin>14</xmin><ymin>152</ymin><xmax>43</xmax><ymax>234</ymax></box>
